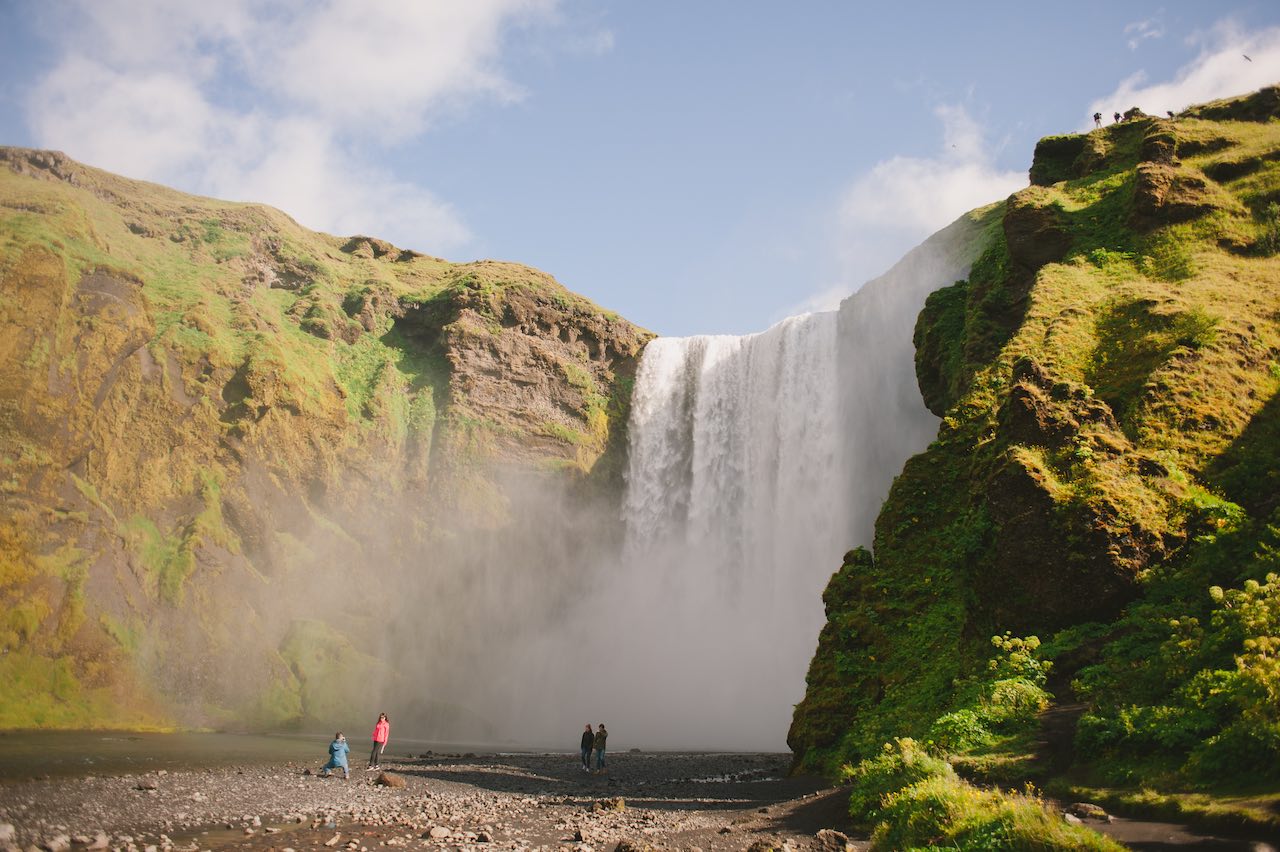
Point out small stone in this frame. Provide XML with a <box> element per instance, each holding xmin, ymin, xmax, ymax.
<box><xmin>375</xmin><ymin>772</ymin><xmax>406</xmax><ymax>788</ymax></box>
<box><xmin>613</xmin><ymin>842</ymin><xmax>651</xmax><ymax>852</ymax></box>
<box><xmin>324</xmin><ymin>834</ymin><xmax>342</xmax><ymax>847</ymax></box>
<box><xmin>136</xmin><ymin>780</ymin><xmax>158</xmax><ymax>792</ymax></box>
<box><xmin>0</xmin><ymin>825</ymin><xmax>12</xmax><ymax>845</ymax></box>
<box><xmin>813</xmin><ymin>829</ymin><xmax>851</xmax><ymax>852</ymax></box>
<box><xmin>1063</xmin><ymin>813</ymin><xmax>1083</xmax><ymax>826</ymax></box>
<box><xmin>428</xmin><ymin>826</ymin><xmax>452</xmax><ymax>839</ymax></box>
<box><xmin>1068</xmin><ymin>802</ymin><xmax>1109</xmax><ymax>821</ymax></box>
<box><xmin>476</xmin><ymin>832</ymin><xmax>493</xmax><ymax>843</ymax></box>
<box><xmin>42</xmin><ymin>837</ymin><xmax>71</xmax><ymax>852</ymax></box>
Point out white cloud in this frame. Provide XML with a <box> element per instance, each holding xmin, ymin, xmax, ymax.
<box><xmin>23</xmin><ymin>0</ymin><xmax>584</xmax><ymax>255</ymax></box>
<box><xmin>1124</xmin><ymin>15</ymin><xmax>1165</xmax><ymax>51</ymax></box>
<box><xmin>799</xmin><ymin>104</ymin><xmax>1024</xmax><ymax>314</ymax></box>
<box><xmin>259</xmin><ymin>0</ymin><xmax>554</xmax><ymax>138</ymax></box>
<box><xmin>1088</xmin><ymin>22</ymin><xmax>1280</xmax><ymax>124</ymax></box>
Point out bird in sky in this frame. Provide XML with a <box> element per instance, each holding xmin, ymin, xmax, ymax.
<box><xmin>1243</xmin><ymin>54</ymin><xmax>1253</xmax><ymax>61</ymax></box>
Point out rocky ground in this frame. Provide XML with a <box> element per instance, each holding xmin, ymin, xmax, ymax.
<box><xmin>4</xmin><ymin>750</ymin><xmax>1274</xmax><ymax>852</ymax></box>
<box><xmin>0</xmin><ymin>752</ymin><xmax>863</xmax><ymax>852</ymax></box>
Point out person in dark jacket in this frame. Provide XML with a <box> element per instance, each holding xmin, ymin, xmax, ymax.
<box><xmin>593</xmin><ymin>723</ymin><xmax>608</xmax><ymax>773</ymax></box>
<box><xmin>579</xmin><ymin>724</ymin><xmax>594</xmax><ymax>771</ymax></box>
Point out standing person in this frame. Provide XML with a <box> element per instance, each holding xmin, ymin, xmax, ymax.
<box><xmin>367</xmin><ymin>712</ymin><xmax>390</xmax><ymax>771</ymax></box>
<box><xmin>1093</xmin><ymin>112</ymin><xmax>1102</xmax><ymax>128</ymax></box>
<box><xmin>579</xmin><ymin>724</ymin><xmax>594</xmax><ymax>771</ymax></box>
<box><xmin>593</xmin><ymin>723</ymin><xmax>608</xmax><ymax>773</ymax></box>
<box><xmin>320</xmin><ymin>732</ymin><xmax>349</xmax><ymax>780</ymax></box>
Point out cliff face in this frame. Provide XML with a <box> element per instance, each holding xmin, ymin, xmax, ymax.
<box><xmin>791</xmin><ymin>87</ymin><xmax>1280</xmax><ymax>786</ymax></box>
<box><xmin>0</xmin><ymin>148</ymin><xmax>650</xmax><ymax>729</ymax></box>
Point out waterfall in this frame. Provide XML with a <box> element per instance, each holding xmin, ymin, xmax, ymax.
<box><xmin>415</xmin><ymin>213</ymin><xmax>987</xmax><ymax>752</ymax></box>
<box><xmin>608</xmin><ymin>214</ymin><xmax>985</xmax><ymax>750</ymax></box>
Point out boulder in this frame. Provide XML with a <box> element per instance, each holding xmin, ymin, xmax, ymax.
<box><xmin>1069</xmin><ymin>802</ymin><xmax>1112</xmax><ymax>822</ymax></box>
<box><xmin>374</xmin><ymin>771</ymin><xmax>406</xmax><ymax>788</ymax></box>
<box><xmin>813</xmin><ymin>829</ymin><xmax>852</xmax><ymax>852</ymax></box>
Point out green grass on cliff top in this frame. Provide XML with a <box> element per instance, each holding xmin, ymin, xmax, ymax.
<box><xmin>792</xmin><ymin>92</ymin><xmax>1280</xmax><ymax>833</ymax></box>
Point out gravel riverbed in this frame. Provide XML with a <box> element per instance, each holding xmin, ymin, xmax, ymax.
<box><xmin>0</xmin><ymin>751</ymin><xmax>864</xmax><ymax>852</ymax></box>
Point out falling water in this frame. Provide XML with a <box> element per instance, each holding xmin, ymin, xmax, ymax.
<box><xmin>608</xmin><ymin>214</ymin><xmax>986</xmax><ymax>750</ymax></box>
<box><xmin>401</xmin><ymin>213</ymin><xmax>987</xmax><ymax>752</ymax></box>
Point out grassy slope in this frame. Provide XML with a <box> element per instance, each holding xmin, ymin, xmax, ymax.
<box><xmin>790</xmin><ymin>86</ymin><xmax>1280</xmax><ymax>837</ymax></box>
<box><xmin>0</xmin><ymin>149</ymin><xmax>648</xmax><ymax>729</ymax></box>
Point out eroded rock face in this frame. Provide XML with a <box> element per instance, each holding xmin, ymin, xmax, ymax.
<box><xmin>0</xmin><ymin>146</ymin><xmax>652</xmax><ymax>731</ymax></box>
<box><xmin>1131</xmin><ymin>162</ymin><xmax>1218</xmax><ymax>228</ymax></box>
<box><xmin>443</xmin><ymin>275</ymin><xmax>646</xmax><ymax>463</ymax></box>
<box><xmin>983</xmin><ymin>450</ymin><xmax>1148</xmax><ymax>632</ymax></box>
<box><xmin>1001</xmin><ymin>357</ymin><xmax>1122</xmax><ymax>452</ymax></box>
<box><xmin>1003</xmin><ymin>190</ymin><xmax>1072</xmax><ymax>274</ymax></box>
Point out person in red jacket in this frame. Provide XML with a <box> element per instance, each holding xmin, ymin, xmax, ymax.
<box><xmin>367</xmin><ymin>712</ymin><xmax>390</xmax><ymax>770</ymax></box>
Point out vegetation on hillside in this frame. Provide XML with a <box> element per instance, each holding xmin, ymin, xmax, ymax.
<box><xmin>790</xmin><ymin>85</ymin><xmax>1280</xmax><ymax>841</ymax></box>
<box><xmin>0</xmin><ymin>147</ymin><xmax>648</xmax><ymax>729</ymax></box>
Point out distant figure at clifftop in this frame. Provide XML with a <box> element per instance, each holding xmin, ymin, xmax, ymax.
<box><xmin>1113</xmin><ymin>111</ymin><xmax>1122</xmax><ymax>123</ymax></box>
<box><xmin>1094</xmin><ymin>112</ymin><xmax>1103</xmax><ymax>128</ymax></box>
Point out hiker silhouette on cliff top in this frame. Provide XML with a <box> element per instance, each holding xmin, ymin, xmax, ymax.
<box><xmin>1093</xmin><ymin>112</ymin><xmax>1102</xmax><ymax>128</ymax></box>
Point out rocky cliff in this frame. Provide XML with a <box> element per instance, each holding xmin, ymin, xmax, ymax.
<box><xmin>0</xmin><ymin>147</ymin><xmax>649</xmax><ymax>730</ymax></box>
<box><xmin>791</xmin><ymin>86</ymin><xmax>1280</xmax><ymax>794</ymax></box>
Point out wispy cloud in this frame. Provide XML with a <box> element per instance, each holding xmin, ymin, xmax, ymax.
<box><xmin>24</xmin><ymin>0</ymin><xmax>587</xmax><ymax>254</ymax></box>
<box><xmin>1088</xmin><ymin>21</ymin><xmax>1280</xmax><ymax>124</ymax></box>
<box><xmin>1124</xmin><ymin>14</ymin><xmax>1166</xmax><ymax>51</ymax></box>
<box><xmin>787</xmin><ymin>104</ymin><xmax>1024</xmax><ymax>317</ymax></box>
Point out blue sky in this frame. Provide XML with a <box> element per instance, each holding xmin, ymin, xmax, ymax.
<box><xmin>1</xmin><ymin>2</ymin><xmax>1278</xmax><ymax>336</ymax></box>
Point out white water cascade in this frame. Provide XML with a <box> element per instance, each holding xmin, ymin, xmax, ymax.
<box><xmin>607</xmin><ymin>215</ymin><xmax>986</xmax><ymax>750</ymax></box>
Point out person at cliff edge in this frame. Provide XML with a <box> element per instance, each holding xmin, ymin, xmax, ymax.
<box><xmin>579</xmin><ymin>724</ymin><xmax>594</xmax><ymax>771</ymax></box>
<box><xmin>593</xmin><ymin>723</ymin><xmax>608</xmax><ymax>773</ymax></box>
<box><xmin>367</xmin><ymin>712</ymin><xmax>390</xmax><ymax>771</ymax></box>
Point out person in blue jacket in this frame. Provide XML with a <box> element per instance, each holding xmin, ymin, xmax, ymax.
<box><xmin>320</xmin><ymin>732</ymin><xmax>350</xmax><ymax>779</ymax></box>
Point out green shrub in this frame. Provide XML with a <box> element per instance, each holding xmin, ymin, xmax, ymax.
<box><xmin>845</xmin><ymin>738</ymin><xmax>954</xmax><ymax>823</ymax></box>
<box><xmin>930</xmin><ymin>709</ymin><xmax>993</xmax><ymax>752</ymax></box>
<box><xmin>871</xmin><ymin>774</ymin><xmax>1125</xmax><ymax>851</ymax></box>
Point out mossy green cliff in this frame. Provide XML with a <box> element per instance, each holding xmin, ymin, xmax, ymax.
<box><xmin>791</xmin><ymin>85</ymin><xmax>1280</xmax><ymax>823</ymax></box>
<box><xmin>0</xmin><ymin>147</ymin><xmax>650</xmax><ymax>730</ymax></box>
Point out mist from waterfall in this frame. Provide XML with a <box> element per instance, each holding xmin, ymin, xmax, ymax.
<box><xmin>387</xmin><ymin>213</ymin><xmax>986</xmax><ymax>752</ymax></box>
